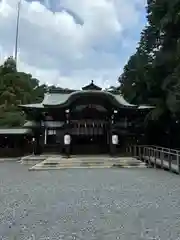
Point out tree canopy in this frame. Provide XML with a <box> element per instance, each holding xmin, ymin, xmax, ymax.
<box><xmin>120</xmin><ymin>0</ymin><xmax>180</xmax><ymax>111</ymax></box>
<box><xmin>118</xmin><ymin>0</ymin><xmax>180</xmax><ymax>147</ymax></box>
<box><xmin>0</xmin><ymin>57</ymin><xmax>53</xmax><ymax>127</ymax></box>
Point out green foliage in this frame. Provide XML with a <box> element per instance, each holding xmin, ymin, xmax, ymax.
<box><xmin>0</xmin><ymin>57</ymin><xmax>71</xmax><ymax>127</ymax></box>
<box><xmin>118</xmin><ymin>0</ymin><xmax>180</xmax><ymax>147</ymax></box>
<box><xmin>0</xmin><ymin>57</ymin><xmax>48</xmax><ymax>127</ymax></box>
<box><xmin>119</xmin><ymin>0</ymin><xmax>180</xmax><ymax>120</ymax></box>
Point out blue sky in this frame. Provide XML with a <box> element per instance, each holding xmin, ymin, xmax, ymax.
<box><xmin>0</xmin><ymin>0</ymin><xmax>147</xmax><ymax>89</ymax></box>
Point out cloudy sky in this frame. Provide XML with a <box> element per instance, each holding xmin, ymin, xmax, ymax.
<box><xmin>0</xmin><ymin>0</ymin><xmax>146</xmax><ymax>89</ymax></box>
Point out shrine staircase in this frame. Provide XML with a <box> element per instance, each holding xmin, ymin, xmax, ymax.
<box><xmin>20</xmin><ymin>155</ymin><xmax>146</xmax><ymax>171</ymax></box>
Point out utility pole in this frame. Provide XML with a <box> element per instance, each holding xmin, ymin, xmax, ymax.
<box><xmin>14</xmin><ymin>0</ymin><xmax>21</xmax><ymax>66</ymax></box>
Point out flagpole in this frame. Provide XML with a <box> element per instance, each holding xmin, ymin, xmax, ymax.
<box><xmin>14</xmin><ymin>0</ymin><xmax>21</xmax><ymax>65</ymax></box>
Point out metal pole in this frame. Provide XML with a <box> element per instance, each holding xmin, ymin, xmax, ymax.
<box><xmin>161</xmin><ymin>150</ymin><xmax>163</xmax><ymax>169</ymax></box>
<box><xmin>177</xmin><ymin>153</ymin><xmax>180</xmax><ymax>174</ymax></box>
<box><xmin>169</xmin><ymin>152</ymin><xmax>172</xmax><ymax>172</ymax></box>
<box><xmin>14</xmin><ymin>0</ymin><xmax>21</xmax><ymax>65</ymax></box>
<box><xmin>154</xmin><ymin>149</ymin><xmax>156</xmax><ymax>168</ymax></box>
<box><xmin>148</xmin><ymin>148</ymin><xmax>151</xmax><ymax>166</ymax></box>
<box><xmin>133</xmin><ymin>145</ymin><xmax>136</xmax><ymax>157</ymax></box>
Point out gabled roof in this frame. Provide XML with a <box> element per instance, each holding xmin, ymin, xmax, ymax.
<box><xmin>24</xmin><ymin>121</ymin><xmax>38</xmax><ymax>127</ymax></box>
<box><xmin>138</xmin><ymin>105</ymin><xmax>155</xmax><ymax>109</ymax></box>
<box><xmin>43</xmin><ymin>121</ymin><xmax>64</xmax><ymax>128</ymax></box>
<box><xmin>0</xmin><ymin>128</ymin><xmax>31</xmax><ymax>135</ymax></box>
<box><xmin>113</xmin><ymin>94</ymin><xmax>136</xmax><ymax>107</ymax></box>
<box><xmin>23</xmin><ymin>121</ymin><xmax>64</xmax><ymax>128</ymax></box>
<box><xmin>20</xmin><ymin>103</ymin><xmax>44</xmax><ymax>109</ymax></box>
<box><xmin>20</xmin><ymin>91</ymin><xmax>137</xmax><ymax>109</ymax></box>
<box><xmin>19</xmin><ymin>82</ymin><xmax>154</xmax><ymax>110</ymax></box>
<box><xmin>43</xmin><ymin>93</ymin><xmax>70</xmax><ymax>105</ymax></box>
<box><xmin>82</xmin><ymin>80</ymin><xmax>102</xmax><ymax>90</ymax></box>
<box><xmin>41</xmin><ymin>90</ymin><xmax>136</xmax><ymax>108</ymax></box>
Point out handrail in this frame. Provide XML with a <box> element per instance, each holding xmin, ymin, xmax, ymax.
<box><xmin>137</xmin><ymin>145</ymin><xmax>180</xmax><ymax>153</ymax></box>
<box><xmin>134</xmin><ymin>145</ymin><xmax>180</xmax><ymax>155</ymax></box>
<box><xmin>130</xmin><ymin>145</ymin><xmax>180</xmax><ymax>174</ymax></box>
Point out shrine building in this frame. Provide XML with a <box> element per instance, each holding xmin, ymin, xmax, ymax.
<box><xmin>18</xmin><ymin>81</ymin><xmax>152</xmax><ymax>155</ymax></box>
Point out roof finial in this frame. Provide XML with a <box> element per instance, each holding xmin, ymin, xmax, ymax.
<box><xmin>82</xmin><ymin>80</ymin><xmax>102</xmax><ymax>90</ymax></box>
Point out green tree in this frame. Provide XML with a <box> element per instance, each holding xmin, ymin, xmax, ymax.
<box><xmin>0</xmin><ymin>57</ymin><xmax>71</xmax><ymax>127</ymax></box>
<box><xmin>118</xmin><ymin>0</ymin><xmax>180</xmax><ymax>147</ymax></box>
<box><xmin>0</xmin><ymin>57</ymin><xmax>47</xmax><ymax>127</ymax></box>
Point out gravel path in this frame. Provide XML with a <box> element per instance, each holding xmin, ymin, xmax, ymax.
<box><xmin>0</xmin><ymin>162</ymin><xmax>180</xmax><ymax>240</ymax></box>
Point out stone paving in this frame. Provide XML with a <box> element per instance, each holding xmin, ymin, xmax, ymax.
<box><xmin>0</xmin><ymin>162</ymin><xmax>180</xmax><ymax>239</ymax></box>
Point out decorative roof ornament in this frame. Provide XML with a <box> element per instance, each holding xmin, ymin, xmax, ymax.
<box><xmin>82</xmin><ymin>80</ymin><xmax>102</xmax><ymax>91</ymax></box>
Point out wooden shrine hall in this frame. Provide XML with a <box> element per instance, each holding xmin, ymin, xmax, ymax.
<box><xmin>18</xmin><ymin>81</ymin><xmax>153</xmax><ymax>155</ymax></box>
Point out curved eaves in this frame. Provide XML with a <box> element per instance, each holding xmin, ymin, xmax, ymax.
<box><xmin>43</xmin><ymin>91</ymin><xmax>138</xmax><ymax>109</ymax></box>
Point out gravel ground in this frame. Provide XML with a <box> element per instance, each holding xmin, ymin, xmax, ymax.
<box><xmin>0</xmin><ymin>162</ymin><xmax>180</xmax><ymax>240</ymax></box>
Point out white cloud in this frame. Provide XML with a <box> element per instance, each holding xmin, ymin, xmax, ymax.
<box><xmin>0</xmin><ymin>0</ymin><xmax>146</xmax><ymax>89</ymax></box>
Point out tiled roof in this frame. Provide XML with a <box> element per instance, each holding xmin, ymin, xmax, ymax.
<box><xmin>42</xmin><ymin>91</ymin><xmax>136</xmax><ymax>107</ymax></box>
<box><xmin>19</xmin><ymin>103</ymin><xmax>44</xmax><ymax>108</ymax></box>
<box><xmin>0</xmin><ymin>128</ymin><xmax>31</xmax><ymax>134</ymax></box>
<box><xmin>23</xmin><ymin>121</ymin><xmax>38</xmax><ymax>127</ymax></box>
<box><xmin>43</xmin><ymin>93</ymin><xmax>70</xmax><ymax>105</ymax></box>
<box><xmin>138</xmin><ymin>105</ymin><xmax>155</xmax><ymax>109</ymax></box>
<box><xmin>82</xmin><ymin>80</ymin><xmax>102</xmax><ymax>90</ymax></box>
<box><xmin>19</xmin><ymin>90</ymin><xmax>154</xmax><ymax>109</ymax></box>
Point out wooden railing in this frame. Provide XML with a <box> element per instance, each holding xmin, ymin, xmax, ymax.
<box><xmin>129</xmin><ymin>145</ymin><xmax>180</xmax><ymax>174</ymax></box>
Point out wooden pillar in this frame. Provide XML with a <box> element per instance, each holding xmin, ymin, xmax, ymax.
<box><xmin>33</xmin><ymin>126</ymin><xmax>43</xmax><ymax>155</ymax></box>
<box><xmin>110</xmin><ymin>110</ymin><xmax>118</xmax><ymax>156</ymax></box>
<box><xmin>64</xmin><ymin>109</ymin><xmax>71</xmax><ymax>157</ymax></box>
<box><xmin>32</xmin><ymin>137</ymin><xmax>36</xmax><ymax>155</ymax></box>
<box><xmin>44</xmin><ymin>128</ymin><xmax>47</xmax><ymax>145</ymax></box>
<box><xmin>35</xmin><ymin>134</ymin><xmax>40</xmax><ymax>155</ymax></box>
<box><xmin>109</xmin><ymin>113</ymin><xmax>114</xmax><ymax>155</ymax></box>
<box><xmin>34</xmin><ymin>134</ymin><xmax>40</xmax><ymax>155</ymax></box>
<box><xmin>39</xmin><ymin>121</ymin><xmax>46</xmax><ymax>154</ymax></box>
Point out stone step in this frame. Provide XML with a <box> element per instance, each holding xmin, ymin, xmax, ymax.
<box><xmin>29</xmin><ymin>158</ymin><xmax>146</xmax><ymax>171</ymax></box>
<box><xmin>57</xmin><ymin>156</ymin><xmax>135</xmax><ymax>160</ymax></box>
<box><xmin>46</xmin><ymin>156</ymin><xmax>140</xmax><ymax>162</ymax></box>
<box><xmin>41</xmin><ymin>161</ymin><xmax>142</xmax><ymax>164</ymax></box>
<box><xmin>42</xmin><ymin>163</ymin><xmax>143</xmax><ymax>167</ymax></box>
<box><xmin>20</xmin><ymin>155</ymin><xmax>47</xmax><ymax>165</ymax></box>
<box><xmin>29</xmin><ymin>164</ymin><xmax>146</xmax><ymax>171</ymax></box>
<box><xmin>43</xmin><ymin>162</ymin><xmax>143</xmax><ymax>166</ymax></box>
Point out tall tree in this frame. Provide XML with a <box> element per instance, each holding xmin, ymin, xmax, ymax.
<box><xmin>0</xmin><ymin>57</ymin><xmax>72</xmax><ymax>127</ymax></box>
<box><xmin>119</xmin><ymin>0</ymin><xmax>180</xmax><ymax>147</ymax></box>
<box><xmin>0</xmin><ymin>57</ymin><xmax>46</xmax><ymax>127</ymax></box>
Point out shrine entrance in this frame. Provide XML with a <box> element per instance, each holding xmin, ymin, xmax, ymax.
<box><xmin>70</xmin><ymin>120</ymin><xmax>110</xmax><ymax>154</ymax></box>
<box><xmin>70</xmin><ymin>102</ymin><xmax>111</xmax><ymax>155</ymax></box>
